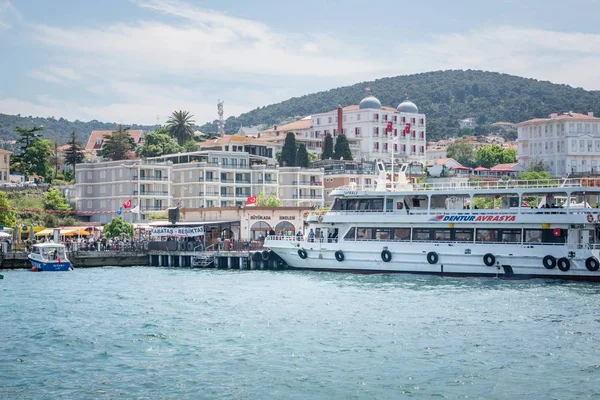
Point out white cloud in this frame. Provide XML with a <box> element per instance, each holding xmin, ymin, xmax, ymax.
<box><xmin>0</xmin><ymin>0</ymin><xmax>21</xmax><ymax>30</ymax></box>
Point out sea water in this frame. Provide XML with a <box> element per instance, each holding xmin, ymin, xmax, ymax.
<box><xmin>1</xmin><ymin>268</ymin><xmax>599</xmax><ymax>399</ymax></box>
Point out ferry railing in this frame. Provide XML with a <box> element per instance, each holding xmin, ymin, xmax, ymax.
<box><xmin>325</xmin><ymin>207</ymin><xmax>600</xmax><ymax>217</ymax></box>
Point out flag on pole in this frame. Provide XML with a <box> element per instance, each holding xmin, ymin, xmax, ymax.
<box><xmin>246</xmin><ymin>195</ymin><xmax>257</xmax><ymax>206</ymax></box>
<box><xmin>386</xmin><ymin>121</ymin><xmax>393</xmax><ymax>133</ymax></box>
<box><xmin>130</xmin><ymin>204</ymin><xmax>140</xmax><ymax>214</ymax></box>
<box><xmin>117</xmin><ymin>207</ymin><xmax>123</xmax><ymax>216</ymax></box>
<box><xmin>123</xmin><ymin>199</ymin><xmax>132</xmax><ymax>209</ymax></box>
<box><xmin>404</xmin><ymin>123</ymin><xmax>411</xmax><ymax>134</ymax></box>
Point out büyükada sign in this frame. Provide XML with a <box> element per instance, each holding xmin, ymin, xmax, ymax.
<box><xmin>152</xmin><ymin>226</ymin><xmax>205</xmax><ymax>236</ymax></box>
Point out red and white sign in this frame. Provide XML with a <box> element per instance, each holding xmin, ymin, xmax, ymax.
<box><xmin>386</xmin><ymin>122</ymin><xmax>393</xmax><ymax>133</ymax></box>
<box><xmin>246</xmin><ymin>195</ymin><xmax>257</xmax><ymax>206</ymax></box>
<box><xmin>123</xmin><ymin>199</ymin><xmax>132</xmax><ymax>209</ymax></box>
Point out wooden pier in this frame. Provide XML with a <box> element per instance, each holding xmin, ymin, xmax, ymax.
<box><xmin>148</xmin><ymin>249</ymin><xmax>287</xmax><ymax>270</ymax></box>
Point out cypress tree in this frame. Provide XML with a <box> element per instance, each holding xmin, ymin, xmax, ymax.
<box><xmin>281</xmin><ymin>132</ymin><xmax>296</xmax><ymax>167</ymax></box>
<box><xmin>322</xmin><ymin>133</ymin><xmax>334</xmax><ymax>160</ymax></box>
<box><xmin>333</xmin><ymin>134</ymin><xmax>353</xmax><ymax>160</ymax></box>
<box><xmin>296</xmin><ymin>143</ymin><xmax>309</xmax><ymax>167</ymax></box>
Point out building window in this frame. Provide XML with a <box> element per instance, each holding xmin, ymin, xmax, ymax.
<box><xmin>86</xmin><ymin>186</ymin><xmax>92</xmax><ymax>194</ymax></box>
<box><xmin>357</xmin><ymin>114</ymin><xmax>361</xmax><ymax>121</ymax></box>
<box><xmin>328</xmin><ymin>116</ymin><xmax>332</xmax><ymax>124</ymax></box>
<box><xmin>87</xmin><ymin>200</ymin><xmax>92</xmax><ymax>209</ymax></box>
<box><xmin>316</xmin><ymin>118</ymin><xmax>321</xmax><ymax>125</ymax></box>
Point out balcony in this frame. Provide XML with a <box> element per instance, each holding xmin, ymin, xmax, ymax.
<box><xmin>221</xmin><ymin>179</ymin><xmax>234</xmax><ymax>183</ymax></box>
<box><xmin>140</xmin><ymin>206</ymin><xmax>166</xmax><ymax>211</ymax></box>
<box><xmin>199</xmin><ymin>191</ymin><xmax>220</xmax><ymax>196</ymax></box>
<box><xmin>292</xmin><ymin>195</ymin><xmax>321</xmax><ymax>199</ymax></box>
<box><xmin>133</xmin><ymin>190</ymin><xmax>169</xmax><ymax>196</ymax></box>
<box><xmin>133</xmin><ymin>176</ymin><xmax>168</xmax><ymax>181</ymax></box>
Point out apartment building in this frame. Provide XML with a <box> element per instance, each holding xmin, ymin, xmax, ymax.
<box><xmin>277</xmin><ymin>167</ymin><xmax>325</xmax><ymax>208</ymax></box>
<box><xmin>75</xmin><ymin>159</ymin><xmax>172</xmax><ymax>223</ymax></box>
<box><xmin>0</xmin><ymin>149</ymin><xmax>10</xmax><ymax>183</ymax></box>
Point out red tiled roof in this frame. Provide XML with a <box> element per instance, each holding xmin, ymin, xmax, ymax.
<box><xmin>261</xmin><ymin>119</ymin><xmax>312</xmax><ymax>134</ymax></box>
<box><xmin>85</xmin><ymin>130</ymin><xmax>144</xmax><ymax>154</ymax></box>
<box><xmin>473</xmin><ymin>166</ymin><xmax>490</xmax><ymax>171</ymax></box>
<box><xmin>491</xmin><ymin>163</ymin><xmax>517</xmax><ymax>170</ymax></box>
<box><xmin>197</xmin><ymin>134</ymin><xmax>273</xmax><ymax>148</ymax></box>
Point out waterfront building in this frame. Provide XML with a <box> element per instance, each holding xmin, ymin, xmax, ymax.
<box><xmin>0</xmin><ymin>149</ymin><xmax>10</xmax><ymax>183</ymax></box>
<box><xmin>517</xmin><ymin>111</ymin><xmax>600</xmax><ymax>176</ymax></box>
<box><xmin>277</xmin><ymin>167</ymin><xmax>325</xmax><ymax>208</ymax></box>
<box><xmin>197</xmin><ymin>134</ymin><xmax>278</xmax><ymax>163</ymax></box>
<box><xmin>259</xmin><ymin>118</ymin><xmax>320</xmax><ymax>155</ymax></box>
<box><xmin>459</xmin><ymin>117</ymin><xmax>477</xmax><ymax>129</ymax></box>
<box><xmin>309</xmin><ymin>95</ymin><xmax>427</xmax><ymax>165</ymax></box>
<box><xmin>75</xmin><ymin>159</ymin><xmax>173</xmax><ymax>223</ymax></box>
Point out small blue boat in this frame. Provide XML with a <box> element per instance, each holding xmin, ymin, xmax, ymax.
<box><xmin>28</xmin><ymin>243</ymin><xmax>73</xmax><ymax>272</ymax></box>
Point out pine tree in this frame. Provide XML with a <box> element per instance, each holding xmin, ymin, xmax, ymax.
<box><xmin>64</xmin><ymin>130</ymin><xmax>85</xmax><ymax>180</ymax></box>
<box><xmin>321</xmin><ymin>133</ymin><xmax>334</xmax><ymax>160</ymax></box>
<box><xmin>281</xmin><ymin>132</ymin><xmax>296</xmax><ymax>167</ymax></box>
<box><xmin>100</xmin><ymin>125</ymin><xmax>135</xmax><ymax>161</ymax></box>
<box><xmin>333</xmin><ymin>134</ymin><xmax>352</xmax><ymax>161</ymax></box>
<box><xmin>296</xmin><ymin>143</ymin><xmax>309</xmax><ymax>167</ymax></box>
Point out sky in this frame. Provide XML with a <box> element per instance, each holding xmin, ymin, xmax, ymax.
<box><xmin>1</xmin><ymin>0</ymin><xmax>600</xmax><ymax>126</ymax></box>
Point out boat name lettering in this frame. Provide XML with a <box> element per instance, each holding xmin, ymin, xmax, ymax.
<box><xmin>343</xmin><ymin>190</ymin><xmax>358</xmax><ymax>195</ymax></box>
<box><xmin>250</xmin><ymin>215</ymin><xmax>271</xmax><ymax>220</ymax></box>
<box><xmin>279</xmin><ymin>216</ymin><xmax>296</xmax><ymax>220</ymax></box>
<box><xmin>441</xmin><ymin>215</ymin><xmax>516</xmax><ymax>222</ymax></box>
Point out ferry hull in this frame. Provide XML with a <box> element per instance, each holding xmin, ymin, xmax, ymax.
<box><xmin>265</xmin><ymin>241</ymin><xmax>600</xmax><ymax>282</ymax></box>
<box><xmin>29</xmin><ymin>258</ymin><xmax>73</xmax><ymax>272</ymax></box>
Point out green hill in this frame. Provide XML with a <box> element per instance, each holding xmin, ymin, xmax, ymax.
<box><xmin>198</xmin><ymin>69</ymin><xmax>600</xmax><ymax>141</ymax></box>
<box><xmin>0</xmin><ymin>114</ymin><xmax>155</xmax><ymax>147</ymax></box>
<box><xmin>3</xmin><ymin>70</ymin><xmax>600</xmax><ymax>145</ymax></box>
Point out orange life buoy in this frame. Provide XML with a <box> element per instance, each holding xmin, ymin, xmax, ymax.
<box><xmin>396</xmin><ymin>202</ymin><xmax>403</xmax><ymax>210</ymax></box>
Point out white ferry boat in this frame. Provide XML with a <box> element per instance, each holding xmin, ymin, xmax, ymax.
<box><xmin>265</xmin><ymin>162</ymin><xmax>600</xmax><ymax>281</ymax></box>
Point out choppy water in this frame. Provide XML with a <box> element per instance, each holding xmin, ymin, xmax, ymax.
<box><xmin>1</xmin><ymin>268</ymin><xmax>599</xmax><ymax>399</ymax></box>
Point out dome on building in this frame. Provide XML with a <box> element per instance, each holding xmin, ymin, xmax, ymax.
<box><xmin>397</xmin><ymin>100</ymin><xmax>418</xmax><ymax>114</ymax></box>
<box><xmin>359</xmin><ymin>95</ymin><xmax>382</xmax><ymax>110</ymax></box>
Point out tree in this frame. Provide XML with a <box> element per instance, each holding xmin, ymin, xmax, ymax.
<box><xmin>100</xmin><ymin>125</ymin><xmax>135</xmax><ymax>161</ymax></box>
<box><xmin>0</xmin><ymin>192</ymin><xmax>16</xmax><ymax>228</ymax></box>
<box><xmin>64</xmin><ymin>130</ymin><xmax>85</xmax><ymax>179</ymax></box>
<box><xmin>45</xmin><ymin>188</ymin><xmax>71</xmax><ymax>211</ymax></box>
<box><xmin>475</xmin><ymin>144</ymin><xmax>516</xmax><ymax>168</ymax></box>
<box><xmin>296</xmin><ymin>143</ymin><xmax>309</xmax><ymax>167</ymax></box>
<box><xmin>322</xmin><ymin>133</ymin><xmax>334</xmax><ymax>160</ymax></box>
<box><xmin>15</xmin><ymin>126</ymin><xmax>43</xmax><ymax>152</ymax></box>
<box><xmin>333</xmin><ymin>134</ymin><xmax>352</xmax><ymax>160</ymax></box>
<box><xmin>280</xmin><ymin>132</ymin><xmax>296</xmax><ymax>167</ymax></box>
<box><xmin>24</xmin><ymin>139</ymin><xmax>53</xmax><ymax>179</ymax></box>
<box><xmin>520</xmin><ymin>171</ymin><xmax>553</xmax><ymax>181</ymax></box>
<box><xmin>136</xmin><ymin>131</ymin><xmax>183</xmax><ymax>157</ymax></box>
<box><xmin>183</xmin><ymin>140</ymin><xmax>198</xmax><ymax>152</ymax></box>
<box><xmin>257</xmin><ymin>193</ymin><xmax>283</xmax><ymax>207</ymax></box>
<box><xmin>446</xmin><ymin>142</ymin><xmax>475</xmax><ymax>167</ymax></box>
<box><xmin>167</xmin><ymin>110</ymin><xmax>196</xmax><ymax>146</ymax></box>
<box><xmin>103</xmin><ymin>217</ymin><xmax>134</xmax><ymax>238</ymax></box>
<box><xmin>307</xmin><ymin>151</ymin><xmax>319</xmax><ymax>165</ymax></box>
<box><xmin>526</xmin><ymin>159</ymin><xmax>549</xmax><ymax>173</ymax></box>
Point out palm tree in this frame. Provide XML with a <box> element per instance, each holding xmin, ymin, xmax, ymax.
<box><xmin>166</xmin><ymin>110</ymin><xmax>196</xmax><ymax>146</ymax></box>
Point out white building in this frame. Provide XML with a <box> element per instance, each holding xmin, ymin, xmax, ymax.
<box><xmin>75</xmin><ymin>159</ymin><xmax>173</xmax><ymax>223</ymax></box>
<box><xmin>459</xmin><ymin>117</ymin><xmax>476</xmax><ymax>129</ymax></box>
<box><xmin>310</xmin><ymin>95</ymin><xmax>427</xmax><ymax>165</ymax></box>
<box><xmin>517</xmin><ymin>111</ymin><xmax>600</xmax><ymax>176</ymax></box>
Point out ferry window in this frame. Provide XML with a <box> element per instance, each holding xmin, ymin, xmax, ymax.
<box><xmin>476</xmin><ymin>229</ymin><xmax>497</xmax><ymax>242</ymax></box>
<box><xmin>357</xmin><ymin>228</ymin><xmax>373</xmax><ymax>240</ymax></box>
<box><xmin>372</xmin><ymin>198</ymin><xmax>384</xmax><ymax>211</ymax></box>
<box><xmin>375</xmin><ymin>228</ymin><xmax>391</xmax><ymax>240</ymax></box>
<box><xmin>454</xmin><ymin>229</ymin><xmax>474</xmax><ymax>242</ymax></box>
<box><xmin>344</xmin><ymin>227</ymin><xmax>356</xmax><ymax>240</ymax></box>
<box><xmin>393</xmin><ymin>228</ymin><xmax>411</xmax><ymax>241</ymax></box>
<box><xmin>349</xmin><ymin>199</ymin><xmax>360</xmax><ymax>211</ymax></box>
<box><xmin>386</xmin><ymin>198</ymin><xmax>394</xmax><ymax>211</ymax></box>
<box><xmin>433</xmin><ymin>229</ymin><xmax>451</xmax><ymax>241</ymax></box>
<box><xmin>500</xmin><ymin>229</ymin><xmax>521</xmax><ymax>243</ymax></box>
<box><xmin>412</xmin><ymin>198</ymin><xmax>421</xmax><ymax>207</ymax></box>
<box><xmin>542</xmin><ymin>229</ymin><xmax>566</xmax><ymax>244</ymax></box>
<box><xmin>331</xmin><ymin>198</ymin><xmax>342</xmax><ymax>210</ymax></box>
<box><xmin>413</xmin><ymin>228</ymin><xmax>431</xmax><ymax>241</ymax></box>
<box><xmin>524</xmin><ymin>229</ymin><xmax>542</xmax><ymax>244</ymax></box>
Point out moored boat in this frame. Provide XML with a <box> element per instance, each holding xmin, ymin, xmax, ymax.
<box><xmin>265</xmin><ymin>162</ymin><xmax>600</xmax><ymax>281</ymax></box>
<box><xmin>29</xmin><ymin>243</ymin><xmax>73</xmax><ymax>272</ymax></box>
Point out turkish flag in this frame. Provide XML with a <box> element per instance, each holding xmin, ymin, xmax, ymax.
<box><xmin>386</xmin><ymin>121</ymin><xmax>393</xmax><ymax>133</ymax></box>
<box><xmin>246</xmin><ymin>195</ymin><xmax>257</xmax><ymax>206</ymax></box>
<box><xmin>123</xmin><ymin>199</ymin><xmax>132</xmax><ymax>209</ymax></box>
<box><xmin>404</xmin><ymin>123</ymin><xmax>411</xmax><ymax>134</ymax></box>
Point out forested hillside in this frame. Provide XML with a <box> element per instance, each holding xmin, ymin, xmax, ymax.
<box><xmin>0</xmin><ymin>114</ymin><xmax>154</xmax><ymax>145</ymax></box>
<box><xmin>3</xmin><ymin>70</ymin><xmax>600</xmax><ymax>145</ymax></box>
<box><xmin>199</xmin><ymin>70</ymin><xmax>600</xmax><ymax>141</ymax></box>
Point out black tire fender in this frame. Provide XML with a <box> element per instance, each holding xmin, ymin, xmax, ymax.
<box><xmin>298</xmin><ymin>249</ymin><xmax>308</xmax><ymax>259</ymax></box>
<box><xmin>427</xmin><ymin>251</ymin><xmax>438</xmax><ymax>265</ymax></box>
<box><xmin>261</xmin><ymin>250</ymin><xmax>270</xmax><ymax>261</ymax></box>
<box><xmin>335</xmin><ymin>250</ymin><xmax>344</xmax><ymax>262</ymax></box>
<box><xmin>381</xmin><ymin>250</ymin><xmax>392</xmax><ymax>262</ymax></box>
<box><xmin>557</xmin><ymin>257</ymin><xmax>570</xmax><ymax>272</ymax></box>
<box><xmin>585</xmin><ymin>257</ymin><xmax>600</xmax><ymax>272</ymax></box>
<box><xmin>543</xmin><ymin>255</ymin><xmax>556</xmax><ymax>269</ymax></box>
<box><xmin>483</xmin><ymin>253</ymin><xmax>496</xmax><ymax>267</ymax></box>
